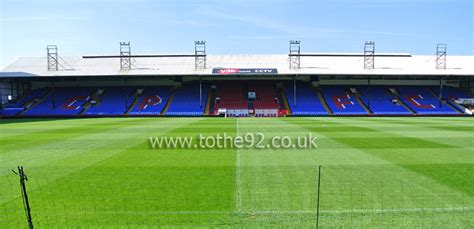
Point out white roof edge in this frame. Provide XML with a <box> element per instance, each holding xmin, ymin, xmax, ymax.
<box><xmin>1</xmin><ymin>54</ymin><xmax>473</xmax><ymax>77</ymax></box>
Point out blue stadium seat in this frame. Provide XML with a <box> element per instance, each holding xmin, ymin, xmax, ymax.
<box><xmin>322</xmin><ymin>86</ymin><xmax>367</xmax><ymax>115</ymax></box>
<box><xmin>431</xmin><ymin>86</ymin><xmax>472</xmax><ymax>100</ymax></box>
<box><xmin>166</xmin><ymin>84</ymin><xmax>208</xmax><ymax>116</ymax></box>
<box><xmin>129</xmin><ymin>87</ymin><xmax>171</xmax><ymax>115</ymax></box>
<box><xmin>357</xmin><ymin>86</ymin><xmax>411</xmax><ymax>115</ymax></box>
<box><xmin>86</xmin><ymin>87</ymin><xmax>136</xmax><ymax>115</ymax></box>
<box><xmin>285</xmin><ymin>83</ymin><xmax>328</xmax><ymax>116</ymax></box>
<box><xmin>7</xmin><ymin>84</ymin><xmax>467</xmax><ymax>117</ymax></box>
<box><xmin>1</xmin><ymin>88</ymin><xmax>50</xmax><ymax>115</ymax></box>
<box><xmin>24</xmin><ymin>87</ymin><xmax>93</xmax><ymax>115</ymax></box>
<box><xmin>397</xmin><ymin>86</ymin><xmax>459</xmax><ymax>114</ymax></box>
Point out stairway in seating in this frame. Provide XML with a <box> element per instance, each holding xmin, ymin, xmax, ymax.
<box><xmin>204</xmin><ymin>88</ymin><xmax>212</xmax><ymax>115</ymax></box>
<box><xmin>79</xmin><ymin>103</ymin><xmax>90</xmax><ymax>115</ymax></box>
<box><xmin>315</xmin><ymin>87</ymin><xmax>333</xmax><ymax>115</ymax></box>
<box><xmin>208</xmin><ymin>87</ymin><xmax>218</xmax><ymax>115</ymax></box>
<box><xmin>351</xmin><ymin>88</ymin><xmax>372</xmax><ymax>114</ymax></box>
<box><xmin>19</xmin><ymin>89</ymin><xmax>52</xmax><ymax>115</ymax></box>
<box><xmin>161</xmin><ymin>88</ymin><xmax>177</xmax><ymax>115</ymax></box>
<box><xmin>125</xmin><ymin>89</ymin><xmax>143</xmax><ymax>115</ymax></box>
<box><xmin>428</xmin><ymin>87</ymin><xmax>462</xmax><ymax>114</ymax></box>
<box><xmin>80</xmin><ymin>90</ymin><xmax>102</xmax><ymax>115</ymax></box>
<box><xmin>280</xmin><ymin>87</ymin><xmax>292</xmax><ymax>115</ymax></box>
<box><xmin>390</xmin><ymin>88</ymin><xmax>415</xmax><ymax>114</ymax></box>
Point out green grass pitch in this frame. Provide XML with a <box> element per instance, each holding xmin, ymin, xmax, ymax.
<box><xmin>1</xmin><ymin>117</ymin><xmax>473</xmax><ymax>228</ymax></box>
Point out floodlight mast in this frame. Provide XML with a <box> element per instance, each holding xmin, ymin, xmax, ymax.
<box><xmin>364</xmin><ymin>41</ymin><xmax>375</xmax><ymax>70</ymax></box>
<box><xmin>289</xmin><ymin>40</ymin><xmax>301</xmax><ymax>69</ymax></box>
<box><xmin>120</xmin><ymin>42</ymin><xmax>131</xmax><ymax>70</ymax></box>
<box><xmin>289</xmin><ymin>41</ymin><xmax>301</xmax><ymax>107</ymax></box>
<box><xmin>47</xmin><ymin>45</ymin><xmax>58</xmax><ymax>71</ymax></box>
<box><xmin>363</xmin><ymin>41</ymin><xmax>375</xmax><ymax>110</ymax></box>
<box><xmin>436</xmin><ymin>43</ymin><xmax>447</xmax><ymax>70</ymax></box>
<box><xmin>195</xmin><ymin>41</ymin><xmax>207</xmax><ymax>69</ymax></box>
<box><xmin>436</xmin><ymin>44</ymin><xmax>448</xmax><ymax>107</ymax></box>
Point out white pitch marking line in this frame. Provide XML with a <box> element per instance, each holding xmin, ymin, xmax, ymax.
<box><xmin>236</xmin><ymin>118</ymin><xmax>242</xmax><ymax>213</ymax></box>
<box><xmin>321</xmin><ymin>206</ymin><xmax>474</xmax><ymax>214</ymax></box>
<box><xmin>106</xmin><ymin>206</ymin><xmax>474</xmax><ymax>215</ymax></box>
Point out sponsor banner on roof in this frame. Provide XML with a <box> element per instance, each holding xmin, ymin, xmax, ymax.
<box><xmin>212</xmin><ymin>68</ymin><xmax>278</xmax><ymax>75</ymax></box>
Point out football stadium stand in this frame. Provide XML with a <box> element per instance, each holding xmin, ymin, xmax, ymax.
<box><xmin>1</xmin><ymin>83</ymin><xmax>472</xmax><ymax>117</ymax></box>
<box><xmin>431</xmin><ymin>86</ymin><xmax>473</xmax><ymax>113</ymax></box>
<box><xmin>1</xmin><ymin>52</ymin><xmax>473</xmax><ymax>117</ymax></box>
<box><xmin>432</xmin><ymin>86</ymin><xmax>472</xmax><ymax>100</ymax></box>
<box><xmin>85</xmin><ymin>87</ymin><xmax>136</xmax><ymax>115</ymax></box>
<box><xmin>215</xmin><ymin>82</ymin><xmax>247</xmax><ymax>109</ymax></box>
<box><xmin>249</xmin><ymin>82</ymin><xmax>280</xmax><ymax>117</ymax></box>
<box><xmin>357</xmin><ymin>86</ymin><xmax>412</xmax><ymax>115</ymax></box>
<box><xmin>397</xmin><ymin>86</ymin><xmax>459</xmax><ymax>115</ymax></box>
<box><xmin>128</xmin><ymin>87</ymin><xmax>171</xmax><ymax>116</ymax></box>
<box><xmin>24</xmin><ymin>87</ymin><xmax>93</xmax><ymax>116</ymax></box>
<box><xmin>166</xmin><ymin>84</ymin><xmax>208</xmax><ymax>116</ymax></box>
<box><xmin>285</xmin><ymin>82</ymin><xmax>328</xmax><ymax>116</ymax></box>
<box><xmin>249</xmin><ymin>82</ymin><xmax>279</xmax><ymax>110</ymax></box>
<box><xmin>1</xmin><ymin>87</ymin><xmax>50</xmax><ymax>115</ymax></box>
<box><xmin>214</xmin><ymin>82</ymin><xmax>249</xmax><ymax>117</ymax></box>
<box><xmin>322</xmin><ymin>86</ymin><xmax>368</xmax><ymax>115</ymax></box>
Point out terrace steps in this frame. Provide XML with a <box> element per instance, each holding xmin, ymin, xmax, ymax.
<box><xmin>161</xmin><ymin>88</ymin><xmax>176</xmax><ymax>115</ymax></box>
<box><xmin>19</xmin><ymin>89</ymin><xmax>52</xmax><ymax>115</ymax></box>
<box><xmin>79</xmin><ymin>90</ymin><xmax>102</xmax><ymax>115</ymax></box>
<box><xmin>280</xmin><ymin>87</ymin><xmax>292</xmax><ymax>115</ymax></box>
<box><xmin>439</xmin><ymin>99</ymin><xmax>461</xmax><ymax>114</ymax></box>
<box><xmin>428</xmin><ymin>88</ymin><xmax>461</xmax><ymax>114</ymax></box>
<box><xmin>79</xmin><ymin>104</ymin><xmax>90</xmax><ymax>115</ymax></box>
<box><xmin>396</xmin><ymin>96</ymin><xmax>416</xmax><ymax>114</ymax></box>
<box><xmin>204</xmin><ymin>89</ymin><xmax>212</xmax><ymax>115</ymax></box>
<box><xmin>353</xmin><ymin>91</ymin><xmax>372</xmax><ymax>114</ymax></box>
<box><xmin>447</xmin><ymin>100</ymin><xmax>468</xmax><ymax>114</ymax></box>
<box><xmin>125</xmin><ymin>91</ymin><xmax>142</xmax><ymax>115</ymax></box>
<box><xmin>388</xmin><ymin>88</ymin><xmax>415</xmax><ymax>114</ymax></box>
<box><xmin>315</xmin><ymin>87</ymin><xmax>333</xmax><ymax>115</ymax></box>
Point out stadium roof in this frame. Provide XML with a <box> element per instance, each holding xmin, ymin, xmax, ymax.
<box><xmin>1</xmin><ymin>54</ymin><xmax>473</xmax><ymax>78</ymax></box>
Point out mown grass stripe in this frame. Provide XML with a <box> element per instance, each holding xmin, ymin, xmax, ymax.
<box><xmin>301</xmin><ymin>118</ymin><xmax>474</xmax><ymax>198</ymax></box>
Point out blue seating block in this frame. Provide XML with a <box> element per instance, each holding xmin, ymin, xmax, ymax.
<box><xmin>166</xmin><ymin>84</ymin><xmax>208</xmax><ymax>116</ymax></box>
<box><xmin>286</xmin><ymin>83</ymin><xmax>328</xmax><ymax>116</ymax></box>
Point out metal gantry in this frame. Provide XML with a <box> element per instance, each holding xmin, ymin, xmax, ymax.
<box><xmin>436</xmin><ymin>43</ymin><xmax>447</xmax><ymax>70</ymax></box>
<box><xmin>289</xmin><ymin>40</ymin><xmax>301</xmax><ymax>69</ymax></box>
<box><xmin>195</xmin><ymin>41</ymin><xmax>207</xmax><ymax>69</ymax></box>
<box><xmin>47</xmin><ymin>45</ymin><xmax>58</xmax><ymax>71</ymax></box>
<box><xmin>364</xmin><ymin>41</ymin><xmax>375</xmax><ymax>70</ymax></box>
<box><xmin>120</xmin><ymin>42</ymin><xmax>132</xmax><ymax>70</ymax></box>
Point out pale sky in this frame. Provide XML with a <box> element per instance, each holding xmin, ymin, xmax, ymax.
<box><xmin>1</xmin><ymin>0</ymin><xmax>473</xmax><ymax>68</ymax></box>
